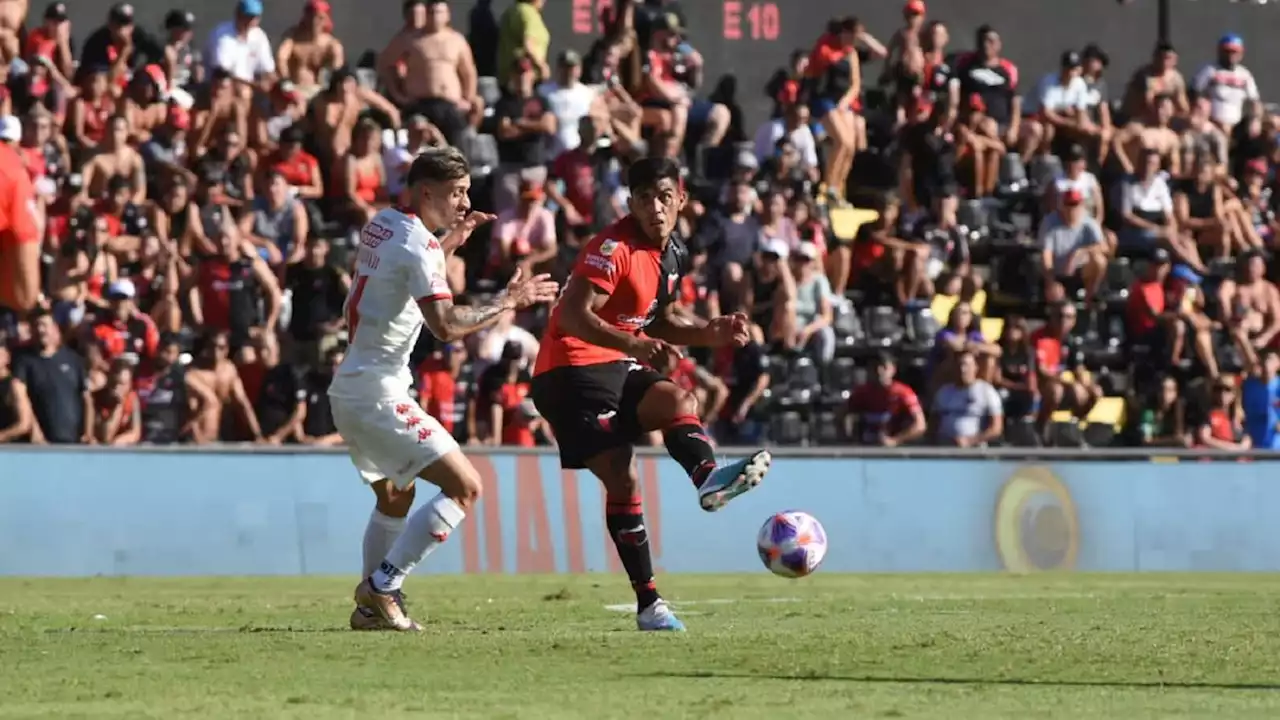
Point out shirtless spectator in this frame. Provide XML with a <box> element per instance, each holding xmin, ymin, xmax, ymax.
<box><xmin>186</xmin><ymin>329</ymin><xmax>262</xmax><ymax>443</ymax></box>
<box><xmin>81</xmin><ymin>3</ymin><xmax>165</xmax><ymax>88</ymax></box>
<box><xmin>1122</xmin><ymin>42</ymin><xmax>1189</xmax><ymax>120</ymax></box>
<box><xmin>80</xmin><ymin>115</ymin><xmax>147</xmax><ymax>207</ymax></box>
<box><xmin>25</xmin><ymin>2</ymin><xmax>74</xmax><ymax>79</ymax></box>
<box><xmin>121</xmin><ymin>65</ymin><xmax>169</xmax><ymax>144</ymax></box>
<box><xmin>163</xmin><ymin>10</ymin><xmax>202</xmax><ymax>91</ymax></box>
<box><xmin>1220</xmin><ymin>250</ymin><xmax>1280</xmax><ymax>370</ymax></box>
<box><xmin>250</xmin><ymin>79</ymin><xmax>307</xmax><ymax>152</ymax></box>
<box><xmin>276</xmin><ymin>0</ymin><xmax>343</xmax><ymax>100</ymax></box>
<box><xmin>191</xmin><ymin>69</ymin><xmax>248</xmax><ymax>158</ymax></box>
<box><xmin>1114</xmin><ymin>93</ymin><xmax>1181</xmax><ymax>177</ymax></box>
<box><xmin>307</xmin><ymin>67</ymin><xmax>399</xmax><ymax>167</ymax></box>
<box><xmin>377</xmin><ymin>0</ymin><xmax>480</xmax><ymax>150</ymax></box>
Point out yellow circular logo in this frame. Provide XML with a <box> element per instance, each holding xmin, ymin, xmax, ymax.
<box><xmin>994</xmin><ymin>466</ymin><xmax>1079</xmax><ymax>573</ymax></box>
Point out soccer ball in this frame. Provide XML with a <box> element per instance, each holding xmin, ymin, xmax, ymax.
<box><xmin>757</xmin><ymin>511</ymin><xmax>827</xmax><ymax>578</ymax></box>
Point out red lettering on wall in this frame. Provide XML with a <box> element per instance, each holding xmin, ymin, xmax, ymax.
<box><xmin>460</xmin><ymin>455</ymin><xmax>504</xmax><ymax>573</ymax></box>
<box><xmin>572</xmin><ymin>0</ymin><xmax>592</xmax><ymax>34</ymax></box>
<box><xmin>516</xmin><ymin>456</ymin><xmax>555</xmax><ymax>573</ymax></box>
<box><xmin>747</xmin><ymin>3</ymin><xmax>780</xmax><ymax>41</ymax></box>
<box><xmin>561</xmin><ymin>470</ymin><xmax>586</xmax><ymax>573</ymax></box>
<box><xmin>722</xmin><ymin>1</ymin><xmax>742</xmax><ymax>40</ymax></box>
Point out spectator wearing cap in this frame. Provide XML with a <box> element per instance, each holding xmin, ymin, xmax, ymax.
<box><xmin>0</xmin><ymin>340</ymin><xmax>34</xmax><ymax>442</ymax></box>
<box><xmin>787</xmin><ymin>240</ymin><xmax>835</xmax><ymax>363</ymax></box>
<box><xmin>264</xmin><ymin>124</ymin><xmax>323</xmax><ymax>201</ymax></box>
<box><xmin>206</xmin><ymin>0</ymin><xmax>275</xmax><ymax>93</ymax></box>
<box><xmin>881</xmin><ymin>0</ymin><xmax>928</xmax><ymax>91</ymax></box>
<box><xmin>1123</xmin><ymin>41</ymin><xmax>1189</xmax><ymax>121</ymax></box>
<box><xmin>744</xmin><ymin>237</ymin><xmax>797</xmax><ymax>346</ymax></box>
<box><xmin>930</xmin><ymin>349</ymin><xmax>1003</xmax><ymax>448</ymax></box>
<box><xmin>13</xmin><ymin>310</ymin><xmax>92</xmax><ymax>444</ymax></box>
<box><xmin>1174</xmin><ymin>158</ymin><xmax>1236</xmax><ymax>261</ymax></box>
<box><xmin>1078</xmin><ymin>43</ymin><xmax>1114</xmax><ymax>164</ymax></box>
<box><xmin>1220</xmin><ymin>250</ymin><xmax>1280</xmax><ymax>371</ymax></box>
<box><xmin>1126</xmin><ymin>248</ymin><xmax>1219</xmax><ymax>377</ymax></box>
<box><xmin>250</xmin><ymin>78</ymin><xmax>307</xmax><ymax>151</ymax></box>
<box><xmin>845</xmin><ymin>353</ymin><xmax>926</xmax><ymax>447</ymax></box>
<box><xmin>376</xmin><ymin>0</ymin><xmax>482</xmax><ymax>151</ymax></box>
<box><xmin>309</xmin><ymin>66</ymin><xmax>400</xmax><ymax>168</ymax></box>
<box><xmin>1193</xmin><ymin>34</ymin><xmax>1259</xmax><ymax>132</ymax></box>
<box><xmin>493</xmin><ymin>52</ymin><xmax>555</xmax><ymax>215</ymax></box>
<box><xmin>540</xmin><ymin>50</ymin><xmax>598</xmax><ymax>157</ymax></box>
<box><xmin>1198</xmin><ymin>377</ymin><xmax>1250</xmax><ymax>451</ymax></box>
<box><xmin>1038</xmin><ymin>184</ymin><xmax>1108</xmax><ymax>304</ymax></box>
<box><xmin>81</xmin><ymin>3</ymin><xmax>166</xmax><ymax>87</ymax></box>
<box><xmin>25</xmin><ymin>2</ymin><xmax>74</xmax><ymax>79</ymax></box>
<box><xmin>754</xmin><ymin>103</ymin><xmax>818</xmax><ymax>177</ymax></box>
<box><xmin>88</xmin><ymin>278</ymin><xmax>160</xmax><ymax>366</ymax></box>
<box><xmin>66</xmin><ymin>65</ymin><xmax>116</xmax><ymax>156</ymax></box>
<box><xmin>490</xmin><ymin>177</ymin><xmax>556</xmax><ymax>283</ymax></box>
<box><xmin>240</xmin><ymin>170</ymin><xmax>309</xmax><ymax>268</ymax></box>
<box><xmin>639</xmin><ymin>12</ymin><xmax>729</xmax><ymax>162</ymax></box>
<box><xmin>955</xmin><ymin>25</ymin><xmax>1022</xmax><ymax>157</ymax></box>
<box><xmin>163</xmin><ymin>10</ymin><xmax>203</xmax><ymax>91</ymax></box>
<box><xmin>1114</xmin><ymin>93</ymin><xmax>1180</xmax><ymax>177</ymax></box>
<box><xmin>1022</xmin><ymin>50</ymin><xmax>1089</xmax><ymax>158</ymax></box>
<box><xmin>276</xmin><ymin>0</ymin><xmax>343</xmax><ymax>100</ymax></box>
<box><xmin>122</xmin><ymin>64</ymin><xmax>170</xmax><ymax>144</ymax></box>
<box><xmin>80</xmin><ymin>115</ymin><xmax>147</xmax><ymax>209</ymax></box>
<box><xmin>1048</xmin><ymin>144</ymin><xmax>1109</xmax><ymax>248</ymax></box>
<box><xmin>497</xmin><ymin>0</ymin><xmax>550</xmax><ymax>85</ymax></box>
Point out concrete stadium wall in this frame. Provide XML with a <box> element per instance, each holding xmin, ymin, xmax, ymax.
<box><xmin>2</xmin><ymin>447</ymin><xmax>1280</xmax><ymax>576</ymax></box>
<box><xmin>60</xmin><ymin>0</ymin><xmax>1280</xmax><ymax>128</ymax></box>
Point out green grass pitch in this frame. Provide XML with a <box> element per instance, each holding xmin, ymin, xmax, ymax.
<box><xmin>3</xmin><ymin>574</ymin><xmax>1280</xmax><ymax>719</ymax></box>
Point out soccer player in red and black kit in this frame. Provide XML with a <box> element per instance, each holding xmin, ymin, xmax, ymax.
<box><xmin>530</xmin><ymin>157</ymin><xmax>772</xmax><ymax>632</ymax></box>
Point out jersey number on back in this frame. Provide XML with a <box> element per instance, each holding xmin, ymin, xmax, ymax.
<box><xmin>345</xmin><ymin>275</ymin><xmax>370</xmax><ymax>341</ymax></box>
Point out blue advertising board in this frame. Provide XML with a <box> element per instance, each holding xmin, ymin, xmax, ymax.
<box><xmin>1</xmin><ymin>449</ymin><xmax>1278</xmax><ymax>576</ymax></box>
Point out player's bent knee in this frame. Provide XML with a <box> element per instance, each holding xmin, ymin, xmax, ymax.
<box><xmin>372</xmin><ymin>479</ymin><xmax>417</xmax><ymax>517</ymax></box>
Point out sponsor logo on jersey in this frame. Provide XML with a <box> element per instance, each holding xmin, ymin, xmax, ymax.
<box><xmin>599</xmin><ymin>239</ymin><xmax>618</xmax><ymax>256</ymax></box>
<box><xmin>617</xmin><ymin>300</ymin><xmax>659</xmax><ymax>329</ymax></box>
<box><xmin>584</xmin><ymin>254</ymin><xmax>616</xmax><ymax>273</ymax></box>
<box><xmin>361</xmin><ymin>222</ymin><xmax>394</xmax><ymax>247</ymax></box>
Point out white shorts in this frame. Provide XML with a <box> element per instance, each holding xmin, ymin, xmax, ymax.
<box><xmin>330</xmin><ymin>393</ymin><xmax>460</xmax><ymax>489</ymax></box>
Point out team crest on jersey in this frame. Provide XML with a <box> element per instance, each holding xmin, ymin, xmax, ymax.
<box><xmin>599</xmin><ymin>239</ymin><xmax>618</xmax><ymax>256</ymax></box>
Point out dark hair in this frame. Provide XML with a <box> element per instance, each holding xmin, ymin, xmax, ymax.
<box><xmin>626</xmin><ymin>157</ymin><xmax>682</xmax><ymax>195</ymax></box>
<box><xmin>827</xmin><ymin>16</ymin><xmax>859</xmax><ymax>35</ymax></box>
<box><xmin>406</xmin><ymin>146</ymin><xmax>470</xmax><ymax>187</ymax></box>
<box><xmin>159</xmin><ymin>331</ymin><xmax>183</xmax><ymax>349</ymax></box>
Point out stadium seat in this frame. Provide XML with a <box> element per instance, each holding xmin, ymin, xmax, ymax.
<box><xmin>769</xmin><ymin>410</ymin><xmax>808</xmax><ymax>446</ymax></box>
<box><xmin>1046</xmin><ymin>419</ymin><xmax>1085</xmax><ymax>447</ymax></box>
<box><xmin>1085</xmin><ymin>396</ymin><xmax>1125</xmax><ymax>427</ymax></box>
<box><xmin>828</xmin><ymin>207</ymin><xmax>880</xmax><ymax>243</ymax></box>
<box><xmin>789</xmin><ymin>356</ymin><xmax>821</xmax><ymax>393</ymax></box>
<box><xmin>979</xmin><ymin>317</ymin><xmax>1004</xmax><ymax>343</ymax></box>
<box><xmin>825</xmin><ymin>356</ymin><xmax>858</xmax><ymax>390</ymax></box>
<box><xmin>904</xmin><ymin>307</ymin><xmax>939</xmax><ymax>349</ymax></box>
<box><xmin>864</xmin><ymin>306</ymin><xmax>904</xmax><ymax>346</ymax></box>
<box><xmin>1004</xmin><ymin>417</ymin><xmax>1041</xmax><ymax>447</ymax></box>
<box><xmin>810</xmin><ymin>409</ymin><xmax>842</xmax><ymax>445</ymax></box>
<box><xmin>996</xmin><ymin>152</ymin><xmax>1030</xmax><ymax>196</ymax></box>
<box><xmin>833</xmin><ymin>304</ymin><xmax>864</xmax><ymax>341</ymax></box>
<box><xmin>930</xmin><ymin>294</ymin><xmax>958</xmax><ymax>325</ymax></box>
<box><xmin>478</xmin><ymin>77</ymin><xmax>501</xmax><ymax>114</ymax></box>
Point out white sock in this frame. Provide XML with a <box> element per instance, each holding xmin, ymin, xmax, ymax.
<box><xmin>371</xmin><ymin>493</ymin><xmax>466</xmax><ymax>593</ymax></box>
<box><xmin>362</xmin><ymin>510</ymin><xmax>406</xmax><ymax>580</ymax></box>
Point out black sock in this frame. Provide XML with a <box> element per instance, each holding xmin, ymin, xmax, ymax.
<box><xmin>663</xmin><ymin>415</ymin><xmax>717</xmax><ymax>487</ymax></box>
<box><xmin>605</xmin><ymin>496</ymin><xmax>661</xmax><ymax>611</ymax></box>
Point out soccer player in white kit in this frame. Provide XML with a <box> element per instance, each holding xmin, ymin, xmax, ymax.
<box><xmin>329</xmin><ymin>146</ymin><xmax>558</xmax><ymax>632</ymax></box>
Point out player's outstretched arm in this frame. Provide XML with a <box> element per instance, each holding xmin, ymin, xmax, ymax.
<box><xmin>419</xmin><ymin>268</ymin><xmax>558</xmax><ymax>343</ymax></box>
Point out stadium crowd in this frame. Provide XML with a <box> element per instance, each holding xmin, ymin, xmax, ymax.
<box><xmin>0</xmin><ymin>0</ymin><xmax>1276</xmax><ymax>451</ymax></box>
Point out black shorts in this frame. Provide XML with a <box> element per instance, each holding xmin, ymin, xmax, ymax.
<box><xmin>530</xmin><ymin>361</ymin><xmax>668</xmax><ymax>469</ymax></box>
<box><xmin>403</xmin><ymin>97</ymin><xmax>468</xmax><ymax>149</ymax></box>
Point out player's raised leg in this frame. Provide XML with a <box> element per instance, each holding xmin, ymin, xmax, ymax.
<box><xmin>636</xmin><ymin>378</ymin><xmax>771</xmax><ymax>512</ymax></box>
<box><xmin>355</xmin><ymin>449</ymin><xmax>481</xmax><ymax>631</ymax></box>
<box><xmin>584</xmin><ymin>445</ymin><xmax>684</xmax><ymax>632</ymax></box>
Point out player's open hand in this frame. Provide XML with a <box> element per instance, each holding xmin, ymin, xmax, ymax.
<box><xmin>505</xmin><ymin>267</ymin><xmax>560</xmax><ymax>309</ymax></box>
<box><xmin>441</xmin><ymin>211</ymin><xmax>498</xmax><ymax>255</ymax></box>
<box><xmin>638</xmin><ymin>338</ymin><xmax>683</xmax><ymax>374</ymax></box>
<box><xmin>708</xmin><ymin>312</ymin><xmax>752</xmax><ymax>348</ymax></box>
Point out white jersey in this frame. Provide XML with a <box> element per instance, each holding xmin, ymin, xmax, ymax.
<box><xmin>330</xmin><ymin>207</ymin><xmax>451</xmax><ymax>399</ymax></box>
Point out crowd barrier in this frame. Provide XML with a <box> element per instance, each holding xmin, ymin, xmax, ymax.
<box><xmin>2</xmin><ymin>447</ymin><xmax>1279</xmax><ymax>576</ymax></box>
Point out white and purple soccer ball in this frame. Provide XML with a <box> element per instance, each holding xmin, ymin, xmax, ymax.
<box><xmin>756</xmin><ymin>511</ymin><xmax>827</xmax><ymax>578</ymax></box>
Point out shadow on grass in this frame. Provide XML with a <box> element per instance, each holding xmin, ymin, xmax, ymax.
<box><xmin>636</xmin><ymin>670</ymin><xmax>1280</xmax><ymax>692</ymax></box>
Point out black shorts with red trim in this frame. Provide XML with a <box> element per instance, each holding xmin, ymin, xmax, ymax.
<box><xmin>530</xmin><ymin>360</ymin><xmax>667</xmax><ymax>469</ymax></box>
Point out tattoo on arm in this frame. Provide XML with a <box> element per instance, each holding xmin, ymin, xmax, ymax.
<box><xmin>423</xmin><ymin>293</ymin><xmax>514</xmax><ymax>342</ymax></box>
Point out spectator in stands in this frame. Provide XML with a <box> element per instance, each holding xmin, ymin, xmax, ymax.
<box><xmin>243</xmin><ymin>332</ymin><xmax>305</xmax><ymax>445</ymax></box>
<box><xmin>745</xmin><ymin>239</ymin><xmax>797</xmax><ymax>346</ymax></box>
<box><xmin>67</xmin><ymin>65</ymin><xmax>115</xmax><ymax>156</ymax></box>
<box><xmin>548</xmin><ymin>116</ymin><xmax>605</xmax><ymax>240</ymax></box>
<box><xmin>541</xmin><ymin>50</ymin><xmax>596</xmax><ymax>157</ymax></box>
<box><xmin>472</xmin><ymin>340</ymin><xmax>542</xmax><ymax>446</ymax></box>
<box><xmin>163</xmin><ymin>10</ymin><xmax>202</xmax><ymax>92</ymax></box>
<box><xmin>490</xmin><ymin>177</ymin><xmax>556</xmax><ymax>281</ymax></box>
<box><xmin>26</xmin><ymin>3</ymin><xmax>75</xmax><ymax>79</ymax></box>
<box><xmin>493</xmin><ymin>52</ymin><xmax>554</xmax><ymax>215</ymax></box>
<box><xmin>471</xmin><ymin>309</ymin><xmax>539</xmax><ymax>375</ymax></box>
<box><xmin>1114</xmin><ymin>94</ymin><xmax>1180</xmax><ymax>176</ymax></box>
<box><xmin>334</xmin><ymin>119</ymin><xmax>388</xmax><ymax>228</ymax></box>
<box><xmin>285</xmin><ymin>236</ymin><xmax>347</xmax><ymax>366</ymax></box>
<box><xmin>192</xmin><ymin>227</ymin><xmax>281</xmax><ymax>353</ymax></box>
<box><xmin>191</xmin><ymin>69</ymin><xmax>245</xmax><ymax>158</ymax></box>
<box><xmin>1118</xmin><ymin>148</ymin><xmax>1196</xmax><ymax>267</ymax></box>
<box><xmin>91</xmin><ymin>360</ymin><xmax>140</xmax><ymax>446</ymax></box>
<box><xmin>251</xmin><ymin>80</ymin><xmax>307</xmax><ymax>152</ymax></box>
<box><xmin>276</xmin><ymin>1</ymin><xmax>343</xmax><ymax>100</ymax></box>
<box><xmin>14</xmin><ymin>310</ymin><xmax>91</xmax><ymax>444</ymax></box>
<box><xmin>955</xmin><ymin>94</ymin><xmax>1003</xmax><ymax>199</ymax></box>
<box><xmin>196</xmin><ymin>125</ymin><xmax>256</xmax><ymax>212</ymax></box>
<box><xmin>141</xmin><ymin>106</ymin><xmax>193</xmax><ymax>195</ymax></box>
<box><xmin>1219</xmin><ymin>250</ymin><xmax>1280</xmax><ymax>370</ymax></box>
<box><xmin>1129</xmin><ymin>374</ymin><xmax>1189</xmax><ymax>447</ymax></box>
<box><xmin>417</xmin><ymin>340</ymin><xmax>466</xmax><ymax>438</ymax></box>
<box><xmin>1032</xmin><ymin>301</ymin><xmax>1100</xmax><ymax>428</ymax></box>
<box><xmin>1193</xmin><ymin>34</ymin><xmax>1259</xmax><ymax>132</ymax></box>
<box><xmin>787</xmin><ymin>241</ymin><xmax>835</xmax><ymax>363</ymax></box>
<box><xmin>1077</xmin><ymin>43</ymin><xmax>1113</xmax><ymax>164</ymax></box>
<box><xmin>956</xmin><ymin>25</ymin><xmax>1022</xmax><ymax>156</ymax></box>
<box><xmin>122</xmin><ymin>66</ymin><xmax>169</xmax><ymax>145</ymax></box>
<box><xmin>308</xmin><ymin>67</ymin><xmax>400</xmax><ymax>166</ymax></box>
<box><xmin>187</xmin><ymin>329</ymin><xmax>261</xmax><ymax>442</ymax></box>
<box><xmin>80</xmin><ymin>115</ymin><xmax>147</xmax><ymax>207</ymax></box>
<box><xmin>930</xmin><ymin>349</ymin><xmax>1003</xmax><ymax>447</ymax></box>
<box><xmin>241</xmin><ymin>170</ymin><xmax>308</xmax><ymax>267</ymax></box>
<box><xmin>1048</xmin><ymin>144</ymin><xmax>1109</xmax><ymax>246</ymax></box>
<box><xmin>1123</xmin><ymin>42</ymin><xmax>1188</xmax><ymax>121</ymax></box>
<box><xmin>299</xmin><ymin>345</ymin><xmax>343</xmax><ymax>446</ymax></box>
<box><xmin>49</xmin><ymin>211</ymin><xmax>115</xmax><ymax>326</ymax></box>
<box><xmin>1023</xmin><ymin>50</ymin><xmax>1089</xmax><ymax>158</ymax></box>
<box><xmin>82</xmin><ymin>3</ymin><xmax>165</xmax><ymax>87</ymax></box>
<box><xmin>640</xmin><ymin>12</ymin><xmax>728</xmax><ymax>161</ymax></box>
<box><xmin>994</xmin><ymin>316</ymin><xmax>1038</xmax><ymax>423</ymax></box>
<box><xmin>1039</xmin><ymin>187</ymin><xmax>1108</xmax><ymax>304</ymax></box>
<box><xmin>717</xmin><ymin>319</ymin><xmax>771</xmax><ymax>443</ymax></box>
<box><xmin>1175</xmin><ymin>159</ymin><xmax>1236</xmax><ymax>261</ymax></box>
<box><xmin>1127</xmin><ymin>249</ymin><xmax>1220</xmax><ymax>377</ymax></box>
<box><xmin>1242</xmin><ymin>348</ymin><xmax>1280</xmax><ymax>450</ymax></box>
<box><xmin>206</xmin><ymin>0</ymin><xmax>275</xmax><ymax>96</ymax></box>
<box><xmin>1198</xmin><ymin>377</ymin><xmax>1250</xmax><ymax>450</ymax></box>
<box><xmin>265</xmin><ymin>124</ymin><xmax>323</xmax><ymax>201</ymax></box>
<box><xmin>804</xmin><ymin>17</ymin><xmax>863</xmax><ymax>204</ymax></box>
<box><xmin>901</xmin><ymin>98</ymin><xmax>958</xmax><ymax>229</ymax></box>
<box><xmin>89</xmin><ymin>278</ymin><xmax>160</xmax><ymax>366</ymax></box>
<box><xmin>703</xmin><ymin>177</ymin><xmax>761</xmax><ymax>310</ymax></box>
<box><xmin>378</xmin><ymin>0</ymin><xmax>480</xmax><ymax>150</ymax></box>
<box><xmin>0</xmin><ymin>341</ymin><xmax>33</xmax><ymax>442</ymax></box>
<box><xmin>754</xmin><ymin>102</ymin><xmax>818</xmax><ymax>173</ymax></box>
<box><xmin>1180</xmin><ymin>98</ymin><xmax>1228</xmax><ymax>173</ymax></box>
<box><xmin>932</xmin><ymin>301</ymin><xmax>999</xmax><ymax>385</ymax></box>
<box><xmin>384</xmin><ymin>114</ymin><xmax>445</xmax><ymax>205</ymax></box>
<box><xmin>845</xmin><ymin>352</ymin><xmax>926</xmax><ymax>447</ymax></box>
<box><xmin>594</xmin><ymin>59</ymin><xmax>647</xmax><ymax>158</ymax></box>
<box><xmin>136</xmin><ymin>332</ymin><xmax>217</xmax><ymax>444</ymax></box>
<box><xmin>497</xmin><ymin>0</ymin><xmax>550</xmax><ymax>84</ymax></box>
<box><xmin>1235</xmin><ymin>158</ymin><xmax>1275</xmax><ymax>251</ymax></box>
